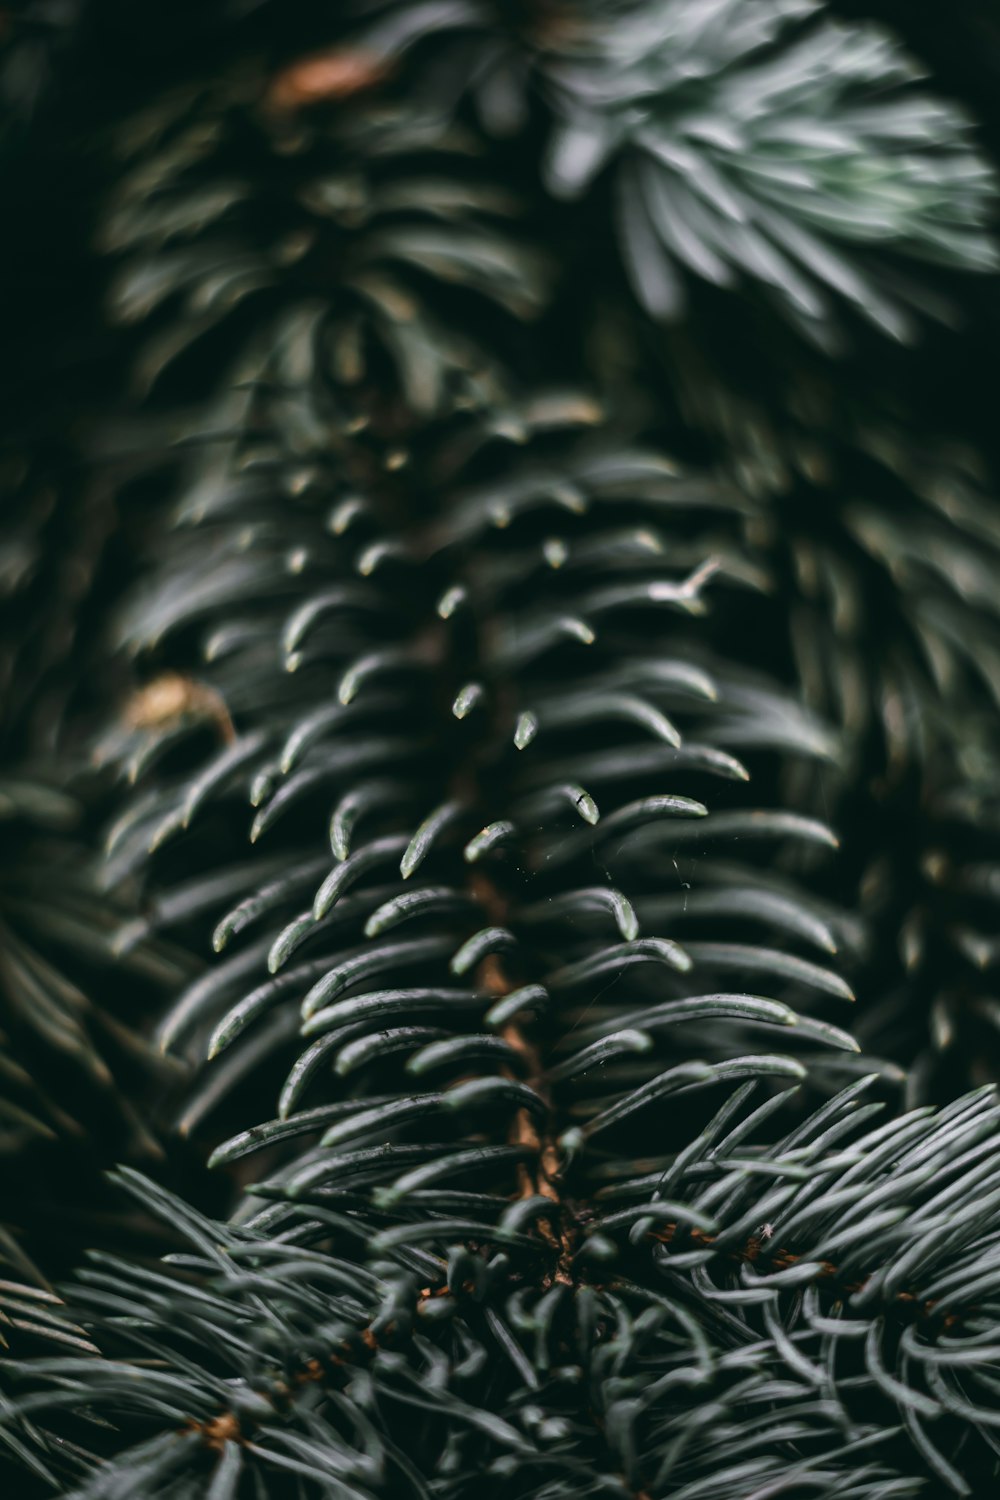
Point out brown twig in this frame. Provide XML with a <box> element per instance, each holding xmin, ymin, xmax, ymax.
<box><xmin>266</xmin><ymin>50</ymin><xmax>391</xmax><ymax>112</ymax></box>
<box><xmin>646</xmin><ymin>1222</ymin><xmax>958</xmax><ymax>1326</ymax></box>
<box><xmin>124</xmin><ymin>672</ymin><xmax>235</xmax><ymax>745</ymax></box>
<box><xmin>469</xmin><ymin>877</ymin><xmax>575</xmax><ymax>1282</ymax></box>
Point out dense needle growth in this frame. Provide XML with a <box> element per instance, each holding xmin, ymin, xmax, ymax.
<box><xmin>3</xmin><ymin>2</ymin><xmax>1000</xmax><ymax>1496</ymax></box>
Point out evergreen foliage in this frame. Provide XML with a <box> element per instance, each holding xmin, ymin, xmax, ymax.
<box><xmin>3</xmin><ymin>2</ymin><xmax>1000</xmax><ymax>1495</ymax></box>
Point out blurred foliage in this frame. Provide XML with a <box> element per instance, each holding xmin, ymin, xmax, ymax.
<box><xmin>3</xmin><ymin>2</ymin><xmax>1000</xmax><ymax>1496</ymax></box>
